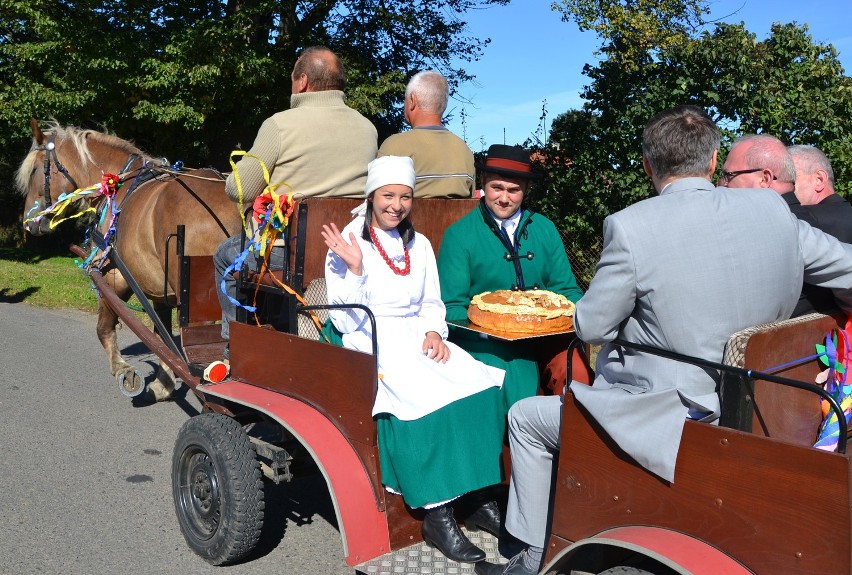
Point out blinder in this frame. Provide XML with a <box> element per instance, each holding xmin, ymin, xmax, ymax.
<box><xmin>36</xmin><ymin>134</ymin><xmax>80</xmax><ymax>209</ymax></box>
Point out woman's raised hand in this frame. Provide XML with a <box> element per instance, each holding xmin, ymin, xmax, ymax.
<box><xmin>322</xmin><ymin>223</ymin><xmax>363</xmax><ymax>275</ymax></box>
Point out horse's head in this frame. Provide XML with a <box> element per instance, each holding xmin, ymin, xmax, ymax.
<box><xmin>18</xmin><ymin>119</ymin><xmax>146</xmax><ymax>236</ymax></box>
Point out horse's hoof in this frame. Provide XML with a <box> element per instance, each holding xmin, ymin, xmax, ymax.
<box><xmin>147</xmin><ymin>380</ymin><xmax>174</xmax><ymax>402</ymax></box>
<box><xmin>117</xmin><ymin>370</ymin><xmax>145</xmax><ymax>397</ymax></box>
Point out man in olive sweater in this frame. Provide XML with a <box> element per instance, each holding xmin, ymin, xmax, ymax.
<box><xmin>438</xmin><ymin>145</ymin><xmax>583</xmax><ymax>413</ymax></box>
<box><xmin>215</xmin><ymin>46</ymin><xmax>377</xmax><ymax>343</ymax></box>
<box><xmin>378</xmin><ymin>70</ymin><xmax>474</xmax><ymax>198</ymax></box>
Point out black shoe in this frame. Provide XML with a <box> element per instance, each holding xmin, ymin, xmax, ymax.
<box><xmin>464</xmin><ymin>499</ymin><xmax>502</xmax><ymax>537</ymax></box>
<box><xmin>422</xmin><ymin>504</ymin><xmax>486</xmax><ymax>563</ymax></box>
<box><xmin>474</xmin><ymin>550</ymin><xmax>537</xmax><ymax>574</ymax></box>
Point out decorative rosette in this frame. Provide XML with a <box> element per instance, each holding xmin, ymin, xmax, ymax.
<box><xmin>100</xmin><ymin>173</ymin><xmax>120</xmax><ymax>197</ymax></box>
<box><xmin>252</xmin><ymin>189</ymin><xmax>294</xmax><ymax>231</ymax></box>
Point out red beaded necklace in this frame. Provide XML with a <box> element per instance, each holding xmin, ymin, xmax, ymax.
<box><xmin>369</xmin><ymin>226</ymin><xmax>411</xmax><ymax>276</ymax></box>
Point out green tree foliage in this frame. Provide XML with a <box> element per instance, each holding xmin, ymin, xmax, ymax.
<box><xmin>540</xmin><ymin>8</ymin><xmax>852</xmax><ymax>248</ymax></box>
<box><xmin>552</xmin><ymin>0</ymin><xmax>708</xmax><ymax>71</ymax></box>
<box><xmin>0</xmin><ymin>0</ymin><xmax>509</xmax><ymax>235</ymax></box>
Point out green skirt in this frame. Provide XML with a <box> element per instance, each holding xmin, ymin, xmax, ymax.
<box><xmin>450</xmin><ymin>333</ymin><xmax>539</xmax><ymax>415</ymax></box>
<box><xmin>376</xmin><ymin>387</ymin><xmax>504</xmax><ymax>509</ymax></box>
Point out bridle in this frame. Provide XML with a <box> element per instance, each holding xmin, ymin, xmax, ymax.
<box><xmin>34</xmin><ymin>133</ymin><xmax>142</xmax><ymax>210</ymax></box>
<box><xmin>35</xmin><ymin>134</ymin><xmax>81</xmax><ymax>209</ymax></box>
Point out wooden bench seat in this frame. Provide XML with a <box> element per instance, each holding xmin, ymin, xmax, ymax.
<box><xmin>177</xmin><ymin>197</ymin><xmax>483</xmax><ymax>361</ymax></box>
<box><xmin>720</xmin><ymin>311</ymin><xmax>845</xmax><ymax>446</ymax></box>
<box><xmin>286</xmin><ymin>197</ymin><xmax>479</xmax><ymax>290</ymax></box>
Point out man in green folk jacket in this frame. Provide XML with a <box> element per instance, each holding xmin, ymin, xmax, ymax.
<box><xmin>437</xmin><ymin>145</ymin><xmax>584</xmax><ymax>414</ymax></box>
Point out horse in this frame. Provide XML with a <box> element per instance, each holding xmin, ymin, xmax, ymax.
<box><xmin>17</xmin><ymin>119</ymin><xmax>243</xmax><ymax>402</ymax></box>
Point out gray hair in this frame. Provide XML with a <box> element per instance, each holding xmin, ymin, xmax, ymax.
<box><xmin>405</xmin><ymin>71</ymin><xmax>449</xmax><ymax>115</ymax></box>
<box><xmin>731</xmin><ymin>134</ymin><xmax>796</xmax><ymax>183</ymax></box>
<box><xmin>642</xmin><ymin>105</ymin><xmax>720</xmax><ymax>180</ymax></box>
<box><xmin>788</xmin><ymin>144</ymin><xmax>835</xmax><ymax>184</ymax></box>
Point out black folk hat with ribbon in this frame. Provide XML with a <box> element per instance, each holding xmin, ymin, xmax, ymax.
<box><xmin>478</xmin><ymin>144</ymin><xmax>543</xmax><ymax>180</ymax></box>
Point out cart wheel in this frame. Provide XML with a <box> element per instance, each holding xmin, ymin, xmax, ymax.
<box><xmin>117</xmin><ymin>369</ymin><xmax>145</xmax><ymax>397</ymax></box>
<box><xmin>172</xmin><ymin>413</ymin><xmax>264</xmax><ymax>565</ymax></box>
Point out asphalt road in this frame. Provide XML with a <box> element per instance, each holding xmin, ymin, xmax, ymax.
<box><xmin>0</xmin><ymin>301</ymin><xmax>352</xmax><ymax>575</ymax></box>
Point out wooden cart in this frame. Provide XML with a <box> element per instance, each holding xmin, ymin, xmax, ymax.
<box><xmin>81</xmin><ymin>196</ymin><xmax>852</xmax><ymax>574</ymax></box>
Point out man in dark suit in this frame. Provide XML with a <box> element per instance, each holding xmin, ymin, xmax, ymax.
<box><xmin>789</xmin><ymin>144</ymin><xmax>852</xmax><ymax>242</ymax></box>
<box><xmin>719</xmin><ymin>135</ymin><xmax>822</xmax><ymax>315</ymax></box>
<box><xmin>475</xmin><ymin>106</ymin><xmax>852</xmax><ymax>575</ymax></box>
<box><xmin>787</xmin><ymin>145</ymin><xmax>852</xmax><ymax>314</ymax></box>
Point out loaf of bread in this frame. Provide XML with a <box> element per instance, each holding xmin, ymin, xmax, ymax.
<box><xmin>467</xmin><ymin>289</ymin><xmax>575</xmax><ymax>334</ymax></box>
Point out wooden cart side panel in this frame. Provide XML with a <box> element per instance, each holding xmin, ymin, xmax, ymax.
<box><xmin>229</xmin><ymin>321</ymin><xmax>378</xmax><ymax>446</ymax></box>
<box><xmin>197</xmin><ymin>380</ymin><xmax>391</xmax><ymax>566</ymax></box>
<box><xmin>548</xmin><ymin>394</ymin><xmax>852</xmax><ymax>575</ymax></box>
<box><xmin>180</xmin><ymin>255</ymin><xmax>222</xmax><ymax>325</ymax></box>
<box><xmin>225</xmin><ymin>323</ymin><xmax>428</xmax><ymax>553</ymax></box>
<box><xmin>383</xmin><ymin>490</ymin><xmax>428</xmax><ymax>550</ymax></box>
<box><xmin>742</xmin><ymin>314</ymin><xmax>844</xmax><ymax>446</ymax></box>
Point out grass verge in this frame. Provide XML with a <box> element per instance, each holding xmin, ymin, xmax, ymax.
<box><xmin>0</xmin><ymin>247</ymin><xmax>100</xmax><ymax>312</ymax></box>
<box><xmin>0</xmin><ymin>247</ymin><xmax>160</xmax><ymax>329</ymax></box>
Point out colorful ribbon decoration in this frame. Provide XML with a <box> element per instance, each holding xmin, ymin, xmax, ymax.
<box><xmin>221</xmin><ymin>152</ymin><xmax>295</xmax><ymax>312</ymax></box>
<box><xmin>251</xmin><ymin>188</ymin><xmax>296</xmax><ymax>258</ymax></box>
<box><xmin>814</xmin><ymin>320</ymin><xmax>852</xmax><ymax>451</ymax></box>
<box><xmin>24</xmin><ymin>185</ymin><xmax>100</xmax><ymax>229</ymax></box>
<box><xmin>22</xmin><ymin>171</ymin><xmax>123</xmax><ymax>275</ymax></box>
<box><xmin>23</xmin><ymin>172</ymin><xmax>121</xmax><ymax>231</ymax></box>
<box><xmin>221</xmin><ymin>152</ymin><xmax>326</xmax><ymax>339</ymax></box>
<box><xmin>227</xmin><ymin>150</ymin><xmax>294</xmax><ymax>238</ymax></box>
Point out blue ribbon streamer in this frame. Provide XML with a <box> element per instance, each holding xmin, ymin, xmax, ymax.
<box><xmin>218</xmin><ymin>208</ymin><xmax>277</xmax><ymax>313</ymax></box>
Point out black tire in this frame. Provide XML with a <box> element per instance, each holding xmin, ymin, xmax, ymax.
<box><xmin>172</xmin><ymin>413</ymin><xmax>264</xmax><ymax>565</ymax></box>
<box><xmin>598</xmin><ymin>568</ymin><xmax>655</xmax><ymax>575</ymax></box>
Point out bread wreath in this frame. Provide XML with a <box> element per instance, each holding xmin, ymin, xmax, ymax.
<box><xmin>467</xmin><ymin>289</ymin><xmax>575</xmax><ymax>334</ymax></box>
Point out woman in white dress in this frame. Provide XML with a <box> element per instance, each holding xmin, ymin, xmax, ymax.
<box><xmin>322</xmin><ymin>156</ymin><xmax>506</xmax><ymax>564</ymax></box>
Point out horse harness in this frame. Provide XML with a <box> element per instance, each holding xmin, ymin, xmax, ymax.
<box><xmin>36</xmin><ymin>132</ymin><xmax>147</xmax><ymax>210</ymax></box>
<box><xmin>36</xmin><ymin>135</ymin><xmax>232</xmax><ymax>271</ymax></box>
<box><xmin>36</xmin><ymin>134</ymin><xmax>80</xmax><ymax>208</ymax></box>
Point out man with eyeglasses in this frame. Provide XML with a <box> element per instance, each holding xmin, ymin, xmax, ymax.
<box><xmin>720</xmin><ymin>133</ymin><xmax>817</xmax><ymax>239</ymax></box>
<box><xmin>719</xmin><ymin>134</ymin><xmax>797</xmax><ymax>193</ymax></box>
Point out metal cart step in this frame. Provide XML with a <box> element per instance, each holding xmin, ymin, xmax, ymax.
<box><xmin>356</xmin><ymin>528</ymin><xmax>511</xmax><ymax>574</ymax></box>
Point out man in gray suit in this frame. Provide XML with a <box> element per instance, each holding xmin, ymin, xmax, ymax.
<box><xmin>475</xmin><ymin>105</ymin><xmax>852</xmax><ymax>575</ymax></box>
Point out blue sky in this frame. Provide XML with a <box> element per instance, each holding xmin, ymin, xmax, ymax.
<box><xmin>444</xmin><ymin>0</ymin><xmax>852</xmax><ymax>152</ymax></box>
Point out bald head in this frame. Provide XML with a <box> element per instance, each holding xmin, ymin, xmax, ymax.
<box><xmin>291</xmin><ymin>46</ymin><xmax>346</xmax><ymax>93</ymax></box>
<box><xmin>789</xmin><ymin>144</ymin><xmax>835</xmax><ymax>205</ymax></box>
<box><xmin>721</xmin><ymin>134</ymin><xmax>795</xmax><ymax>193</ymax></box>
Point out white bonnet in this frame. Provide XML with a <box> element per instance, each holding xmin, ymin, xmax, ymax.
<box><xmin>365</xmin><ymin>155</ymin><xmax>415</xmax><ymax>197</ymax></box>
